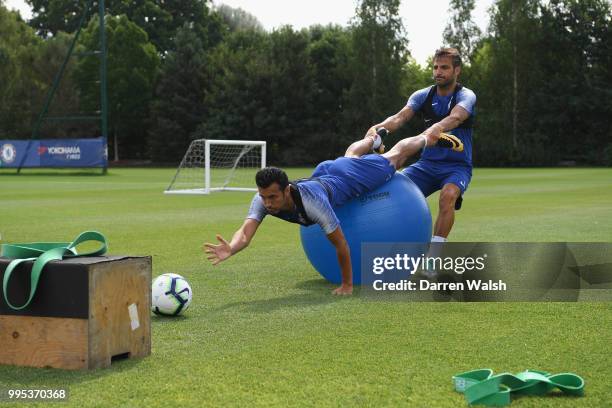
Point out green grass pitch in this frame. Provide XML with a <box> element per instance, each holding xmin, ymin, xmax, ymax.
<box><xmin>1</xmin><ymin>167</ymin><xmax>611</xmax><ymax>407</ymax></box>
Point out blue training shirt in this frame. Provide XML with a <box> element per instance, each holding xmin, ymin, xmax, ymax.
<box><xmin>247</xmin><ymin>181</ymin><xmax>340</xmax><ymax>234</ymax></box>
<box><xmin>407</xmin><ymin>85</ymin><xmax>476</xmax><ymax>166</ymax></box>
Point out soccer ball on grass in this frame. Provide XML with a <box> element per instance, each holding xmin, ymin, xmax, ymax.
<box><xmin>152</xmin><ymin>273</ymin><xmax>192</xmax><ymax>316</ymax></box>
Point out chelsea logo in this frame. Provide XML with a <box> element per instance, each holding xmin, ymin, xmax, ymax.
<box><xmin>1</xmin><ymin>144</ymin><xmax>17</xmax><ymax>164</ymax></box>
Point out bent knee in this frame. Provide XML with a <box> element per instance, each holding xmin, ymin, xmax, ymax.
<box><xmin>439</xmin><ymin>186</ymin><xmax>460</xmax><ymax>210</ymax></box>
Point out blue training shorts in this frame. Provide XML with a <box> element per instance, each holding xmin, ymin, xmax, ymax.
<box><xmin>401</xmin><ymin>160</ymin><xmax>472</xmax><ymax>197</ymax></box>
<box><xmin>311</xmin><ymin>154</ymin><xmax>396</xmax><ymax>206</ymax></box>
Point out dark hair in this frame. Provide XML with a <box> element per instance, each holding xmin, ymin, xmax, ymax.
<box><xmin>255</xmin><ymin>167</ymin><xmax>289</xmax><ymax>190</ymax></box>
<box><xmin>434</xmin><ymin>47</ymin><xmax>462</xmax><ymax>68</ymax></box>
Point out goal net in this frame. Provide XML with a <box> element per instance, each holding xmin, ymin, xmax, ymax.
<box><xmin>165</xmin><ymin>139</ymin><xmax>266</xmax><ymax>194</ymax></box>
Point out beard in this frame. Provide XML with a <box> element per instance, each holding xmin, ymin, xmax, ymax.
<box><xmin>435</xmin><ymin>77</ymin><xmax>455</xmax><ymax>88</ymax></box>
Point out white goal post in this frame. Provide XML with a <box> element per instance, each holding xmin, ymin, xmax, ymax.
<box><xmin>164</xmin><ymin>139</ymin><xmax>267</xmax><ymax>195</ymax></box>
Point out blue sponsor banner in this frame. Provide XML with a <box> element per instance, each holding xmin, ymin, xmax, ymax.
<box><xmin>0</xmin><ymin>138</ymin><xmax>107</xmax><ymax>168</ymax></box>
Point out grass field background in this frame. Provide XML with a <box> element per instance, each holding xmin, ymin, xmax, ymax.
<box><xmin>1</xmin><ymin>167</ymin><xmax>611</xmax><ymax>407</ymax></box>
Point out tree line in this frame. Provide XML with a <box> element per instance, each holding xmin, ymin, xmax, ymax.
<box><xmin>1</xmin><ymin>0</ymin><xmax>610</xmax><ymax>166</ymax></box>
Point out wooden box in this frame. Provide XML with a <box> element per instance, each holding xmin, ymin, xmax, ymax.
<box><xmin>0</xmin><ymin>256</ymin><xmax>151</xmax><ymax>370</ymax></box>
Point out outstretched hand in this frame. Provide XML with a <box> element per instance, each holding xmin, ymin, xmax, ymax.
<box><xmin>203</xmin><ymin>234</ymin><xmax>232</xmax><ymax>265</ymax></box>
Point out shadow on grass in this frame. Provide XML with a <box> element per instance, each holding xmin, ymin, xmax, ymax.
<box><xmin>151</xmin><ymin>314</ymin><xmax>189</xmax><ymax>322</ymax></box>
<box><xmin>212</xmin><ymin>278</ymin><xmax>354</xmax><ymax>314</ymax></box>
<box><xmin>0</xmin><ymin>353</ymin><xmax>146</xmax><ymax>388</ymax></box>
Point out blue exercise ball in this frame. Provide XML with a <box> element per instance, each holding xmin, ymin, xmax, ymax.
<box><xmin>300</xmin><ymin>172</ymin><xmax>432</xmax><ymax>285</ymax></box>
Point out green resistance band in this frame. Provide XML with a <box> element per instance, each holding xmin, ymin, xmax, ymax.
<box><xmin>1</xmin><ymin>231</ymin><xmax>107</xmax><ymax>310</ymax></box>
<box><xmin>453</xmin><ymin>368</ymin><xmax>584</xmax><ymax>406</ymax></box>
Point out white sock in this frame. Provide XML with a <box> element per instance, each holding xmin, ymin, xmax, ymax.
<box><xmin>426</xmin><ymin>235</ymin><xmax>447</xmax><ymax>262</ymax></box>
<box><xmin>372</xmin><ymin>135</ymin><xmax>382</xmax><ymax>150</ymax></box>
